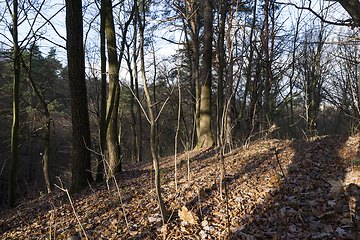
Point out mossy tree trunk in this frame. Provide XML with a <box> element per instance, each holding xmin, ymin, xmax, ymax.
<box><xmin>104</xmin><ymin>0</ymin><xmax>121</xmax><ymax>175</ymax></box>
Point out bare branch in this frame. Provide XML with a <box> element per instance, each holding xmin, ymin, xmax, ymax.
<box><xmin>277</xmin><ymin>1</ymin><xmax>352</xmax><ymax>26</ymax></box>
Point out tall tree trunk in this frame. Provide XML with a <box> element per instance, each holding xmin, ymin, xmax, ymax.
<box><xmin>66</xmin><ymin>0</ymin><xmax>94</xmax><ymax>192</ymax></box>
<box><xmin>8</xmin><ymin>0</ymin><xmax>20</xmax><ymax>208</ymax></box>
<box><xmin>288</xmin><ymin>8</ymin><xmax>302</xmax><ymax>138</ymax></box>
<box><xmin>217</xmin><ymin>0</ymin><xmax>228</xmax><ymax>146</ymax></box>
<box><xmin>152</xmin><ymin>43</ymin><xmax>160</xmax><ymax>156</ymax></box>
<box><xmin>136</xmin><ymin>0</ymin><xmax>168</xmax><ymax>223</ymax></box>
<box><xmin>133</xmin><ymin>18</ymin><xmax>143</xmax><ymax>162</ymax></box>
<box><xmin>194</xmin><ymin>38</ymin><xmax>201</xmax><ymax>143</ymax></box>
<box><xmin>104</xmin><ymin>0</ymin><xmax>121</xmax><ymax>174</ymax></box>
<box><xmin>262</xmin><ymin>0</ymin><xmax>271</xmax><ymax>125</ymax></box>
<box><xmin>43</xmin><ymin>112</ymin><xmax>51</xmax><ymax>193</ymax></box>
<box><xmin>126</xmin><ymin>44</ymin><xmax>137</xmax><ymax>163</ymax></box>
<box><xmin>96</xmin><ymin>0</ymin><xmax>107</xmax><ymax>182</ymax></box>
<box><xmin>184</xmin><ymin>0</ymin><xmax>201</xmax><ymax>143</ymax></box>
<box><xmin>198</xmin><ymin>0</ymin><xmax>214</xmax><ymax>148</ymax></box>
<box><xmin>307</xmin><ymin>23</ymin><xmax>324</xmax><ymax>137</ymax></box>
<box><xmin>225</xmin><ymin>0</ymin><xmax>234</xmax><ymax>146</ymax></box>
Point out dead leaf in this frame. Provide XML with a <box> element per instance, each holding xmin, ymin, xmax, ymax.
<box><xmin>311</xmin><ymin>208</ymin><xmax>324</xmax><ymax>218</ymax></box>
<box><xmin>327</xmin><ymin>200</ymin><xmax>336</xmax><ymax>207</ymax></box>
<box><xmin>336</xmin><ymin>227</ymin><xmax>346</xmax><ymax>237</ymax></box>
<box><xmin>329</xmin><ymin>180</ymin><xmax>344</xmax><ymax>195</ymax></box>
<box><xmin>148</xmin><ymin>216</ymin><xmax>162</xmax><ymax>223</ymax></box>
<box><xmin>340</xmin><ymin>217</ymin><xmax>352</xmax><ymax>225</ymax></box>
<box><xmin>201</xmin><ymin>219</ymin><xmax>209</xmax><ymax>227</ymax></box>
<box><xmin>323</xmin><ymin>224</ymin><xmax>333</xmax><ymax>233</ymax></box>
<box><xmin>178</xmin><ymin>206</ymin><xmax>197</xmax><ymax>225</ymax></box>
<box><xmin>289</xmin><ymin>224</ymin><xmax>297</xmax><ymax>232</ymax></box>
<box><xmin>199</xmin><ymin>188</ymin><xmax>206</xmax><ymax>197</ymax></box>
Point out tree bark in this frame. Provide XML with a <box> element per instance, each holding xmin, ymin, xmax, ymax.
<box><xmin>133</xmin><ymin>17</ymin><xmax>143</xmax><ymax>162</ymax></box>
<box><xmin>8</xmin><ymin>0</ymin><xmax>20</xmax><ymax>208</ymax></box>
<box><xmin>66</xmin><ymin>0</ymin><xmax>94</xmax><ymax>192</ymax></box>
<box><xmin>182</xmin><ymin>0</ymin><xmax>201</xmax><ymax>144</ymax></box>
<box><xmin>96</xmin><ymin>0</ymin><xmax>107</xmax><ymax>182</ymax></box>
<box><xmin>104</xmin><ymin>0</ymin><xmax>121</xmax><ymax>175</ymax></box>
<box><xmin>136</xmin><ymin>0</ymin><xmax>168</xmax><ymax>223</ymax></box>
<box><xmin>126</xmin><ymin>44</ymin><xmax>137</xmax><ymax>163</ymax></box>
<box><xmin>198</xmin><ymin>0</ymin><xmax>214</xmax><ymax>148</ymax></box>
<box><xmin>338</xmin><ymin>0</ymin><xmax>360</xmax><ymax>26</ymax></box>
<box><xmin>217</xmin><ymin>0</ymin><xmax>228</xmax><ymax>146</ymax></box>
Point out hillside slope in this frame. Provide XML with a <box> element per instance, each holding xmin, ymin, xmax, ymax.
<box><xmin>1</xmin><ymin>134</ymin><xmax>360</xmax><ymax>239</ymax></box>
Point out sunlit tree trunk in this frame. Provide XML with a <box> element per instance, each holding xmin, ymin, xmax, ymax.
<box><xmin>104</xmin><ymin>0</ymin><xmax>121</xmax><ymax>174</ymax></box>
<box><xmin>181</xmin><ymin>0</ymin><xmax>201</xmax><ymax>144</ymax></box>
<box><xmin>136</xmin><ymin>0</ymin><xmax>168</xmax><ymax>223</ymax></box>
<box><xmin>198</xmin><ymin>0</ymin><xmax>214</xmax><ymax>148</ymax></box>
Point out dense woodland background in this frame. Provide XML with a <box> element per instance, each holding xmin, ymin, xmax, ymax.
<box><xmin>1</xmin><ymin>0</ymin><xmax>360</xmax><ymax>211</ymax></box>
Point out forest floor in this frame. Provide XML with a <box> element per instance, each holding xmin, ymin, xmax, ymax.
<box><xmin>1</xmin><ymin>134</ymin><xmax>360</xmax><ymax>239</ymax></box>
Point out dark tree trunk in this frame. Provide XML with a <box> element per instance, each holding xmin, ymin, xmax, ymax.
<box><xmin>8</xmin><ymin>0</ymin><xmax>20</xmax><ymax>208</ymax></box>
<box><xmin>66</xmin><ymin>0</ymin><xmax>94</xmax><ymax>192</ymax></box>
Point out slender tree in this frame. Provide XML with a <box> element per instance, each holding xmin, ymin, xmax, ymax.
<box><xmin>136</xmin><ymin>0</ymin><xmax>168</xmax><ymax>223</ymax></box>
<box><xmin>8</xmin><ymin>0</ymin><xmax>20</xmax><ymax>208</ymax></box>
<box><xmin>96</xmin><ymin>0</ymin><xmax>107</xmax><ymax>182</ymax></box>
<box><xmin>20</xmin><ymin>44</ymin><xmax>52</xmax><ymax>194</ymax></box>
<box><xmin>177</xmin><ymin>0</ymin><xmax>202</xmax><ymax>144</ymax></box>
<box><xmin>216</xmin><ymin>0</ymin><xmax>228</xmax><ymax>146</ymax></box>
<box><xmin>132</xmin><ymin>14</ymin><xmax>143</xmax><ymax>162</ymax></box>
<box><xmin>125</xmin><ymin>43</ymin><xmax>138</xmax><ymax>163</ymax></box>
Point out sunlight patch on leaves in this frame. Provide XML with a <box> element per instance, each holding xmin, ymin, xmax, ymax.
<box><xmin>178</xmin><ymin>206</ymin><xmax>197</xmax><ymax>225</ymax></box>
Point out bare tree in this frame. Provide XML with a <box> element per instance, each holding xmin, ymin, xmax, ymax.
<box><xmin>135</xmin><ymin>0</ymin><xmax>168</xmax><ymax>223</ymax></box>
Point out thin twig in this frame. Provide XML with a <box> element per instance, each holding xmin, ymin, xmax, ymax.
<box><xmin>55</xmin><ymin>177</ymin><xmax>88</xmax><ymax>240</ymax></box>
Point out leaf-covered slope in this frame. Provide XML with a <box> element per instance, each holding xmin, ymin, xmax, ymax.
<box><xmin>1</xmin><ymin>134</ymin><xmax>360</xmax><ymax>239</ymax></box>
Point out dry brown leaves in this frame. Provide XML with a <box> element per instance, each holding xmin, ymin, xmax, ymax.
<box><xmin>1</xmin><ymin>134</ymin><xmax>360</xmax><ymax>239</ymax></box>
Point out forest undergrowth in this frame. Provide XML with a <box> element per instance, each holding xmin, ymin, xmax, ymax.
<box><xmin>1</xmin><ymin>134</ymin><xmax>360</xmax><ymax>239</ymax></box>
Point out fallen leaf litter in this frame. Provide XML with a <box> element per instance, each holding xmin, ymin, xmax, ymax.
<box><xmin>1</xmin><ymin>134</ymin><xmax>360</xmax><ymax>239</ymax></box>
